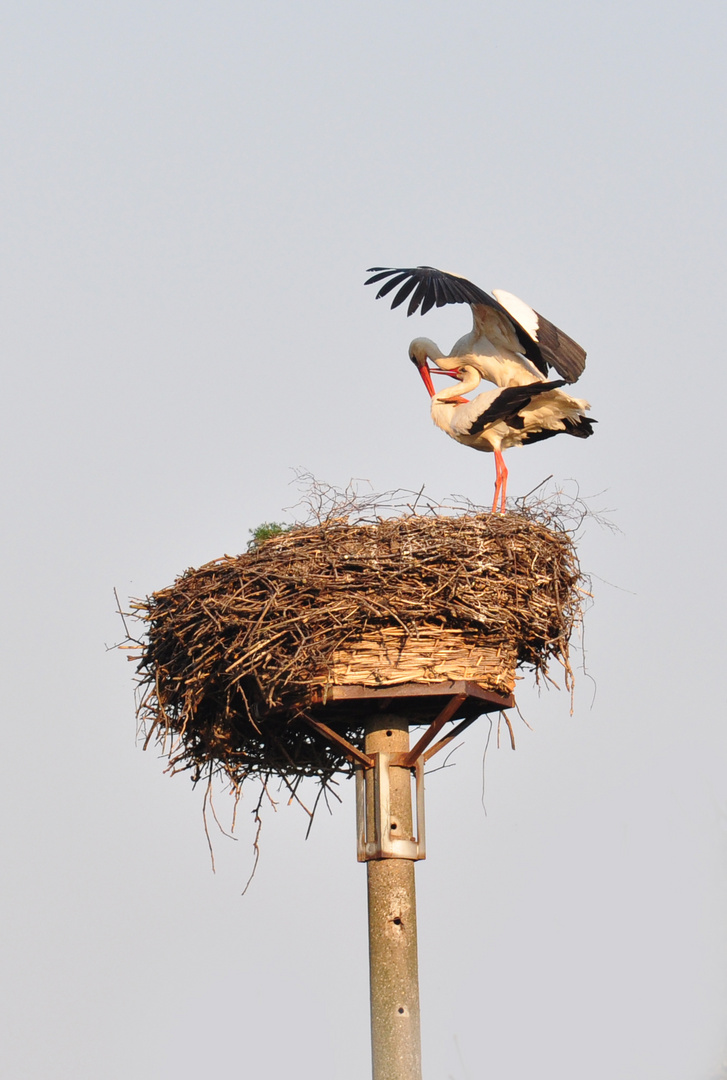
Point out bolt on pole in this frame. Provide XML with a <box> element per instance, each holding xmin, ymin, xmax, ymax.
<box><xmin>363</xmin><ymin>715</ymin><xmax>423</xmax><ymax>1080</ymax></box>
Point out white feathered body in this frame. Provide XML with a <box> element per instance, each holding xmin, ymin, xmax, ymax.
<box><xmin>430</xmin><ymin>369</ymin><xmax>593</xmax><ymax>454</ymax></box>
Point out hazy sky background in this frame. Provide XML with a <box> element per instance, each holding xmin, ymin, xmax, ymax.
<box><xmin>2</xmin><ymin>1</ymin><xmax>727</xmax><ymax>1077</ymax></box>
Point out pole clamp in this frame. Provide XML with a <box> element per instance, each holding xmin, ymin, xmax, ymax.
<box><xmin>355</xmin><ymin>753</ymin><xmax>426</xmax><ymax>862</ymax></box>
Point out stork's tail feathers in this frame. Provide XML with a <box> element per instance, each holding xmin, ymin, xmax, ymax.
<box><xmin>521</xmin><ymin>415</ymin><xmax>597</xmax><ymax>445</ymax></box>
<box><xmin>563</xmin><ymin>415</ymin><xmax>597</xmax><ymax>439</ymax></box>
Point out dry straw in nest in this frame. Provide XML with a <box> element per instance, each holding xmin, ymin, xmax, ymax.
<box><xmin>125</xmin><ymin>481</ymin><xmax>590</xmax><ymax>800</ymax></box>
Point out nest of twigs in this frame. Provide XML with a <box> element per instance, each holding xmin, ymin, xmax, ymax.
<box><xmin>127</xmin><ymin>483</ymin><xmax>587</xmax><ymax>797</ymax></box>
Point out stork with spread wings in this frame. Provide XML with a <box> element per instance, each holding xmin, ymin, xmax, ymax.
<box><xmin>365</xmin><ymin>265</ymin><xmax>586</xmax><ymax>389</ymax></box>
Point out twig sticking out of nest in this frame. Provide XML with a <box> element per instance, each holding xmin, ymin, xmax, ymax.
<box><xmin>127</xmin><ymin>501</ymin><xmax>585</xmax><ymax>797</ymax></box>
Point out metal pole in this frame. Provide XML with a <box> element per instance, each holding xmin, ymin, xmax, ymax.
<box><xmin>364</xmin><ymin>715</ymin><xmax>422</xmax><ymax>1080</ymax></box>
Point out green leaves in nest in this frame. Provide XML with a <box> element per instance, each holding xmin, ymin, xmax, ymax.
<box><xmin>247</xmin><ymin>521</ymin><xmax>293</xmax><ymax>551</ymax></box>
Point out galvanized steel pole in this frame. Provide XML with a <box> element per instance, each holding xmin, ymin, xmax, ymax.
<box><xmin>364</xmin><ymin>715</ymin><xmax>423</xmax><ymax>1080</ymax></box>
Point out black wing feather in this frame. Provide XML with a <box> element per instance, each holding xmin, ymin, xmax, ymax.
<box><xmin>419</xmin><ymin>282</ymin><xmax>439</xmax><ymax>315</ymax></box>
<box><xmin>390</xmin><ymin>277</ymin><xmax>420</xmax><ymax>308</ymax></box>
<box><xmin>531</xmin><ymin>315</ymin><xmax>587</xmax><ymax>383</ymax></box>
<box><xmin>374</xmin><ymin>271</ymin><xmax>412</xmax><ymax>299</ymax></box>
<box><xmin>365</xmin><ymin>268</ymin><xmax>399</xmax><ymax>285</ymax></box>
<box><xmin>365</xmin><ymin>266</ymin><xmax>499</xmax><ymax>315</ymax></box>
<box><xmin>465</xmin><ymin>380</ymin><xmax>567</xmax><ymax>437</ymax></box>
<box><xmin>435</xmin><ymin>276</ymin><xmax>454</xmax><ymax>304</ymax></box>
<box><xmin>430</xmin><ymin>275</ymin><xmax>445</xmax><ymax>307</ymax></box>
<box><xmin>407</xmin><ymin>279</ymin><xmax>431</xmax><ymax>316</ymax></box>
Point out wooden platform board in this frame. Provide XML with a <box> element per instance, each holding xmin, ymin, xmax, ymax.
<box><xmin>297</xmin><ymin>681</ymin><xmax>516</xmax><ymax>768</ymax></box>
<box><xmin>306</xmin><ymin>680</ymin><xmax>514</xmax><ymax>727</ymax></box>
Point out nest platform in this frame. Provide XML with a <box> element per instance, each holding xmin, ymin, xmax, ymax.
<box><xmin>130</xmin><ymin>511</ymin><xmax>582</xmax><ymax>790</ymax></box>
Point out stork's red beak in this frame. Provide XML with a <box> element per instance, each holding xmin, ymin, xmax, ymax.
<box><xmin>416</xmin><ymin>363</ymin><xmax>437</xmax><ymax>398</ymax></box>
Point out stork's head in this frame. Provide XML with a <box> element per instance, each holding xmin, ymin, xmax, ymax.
<box><xmin>410</xmin><ymin>339</ymin><xmax>462</xmax><ymax>397</ymax></box>
<box><xmin>408</xmin><ymin>337</ymin><xmax>443</xmax><ymax>367</ymax></box>
<box><xmin>409</xmin><ymin>341</ymin><xmax>437</xmax><ymax>398</ymax></box>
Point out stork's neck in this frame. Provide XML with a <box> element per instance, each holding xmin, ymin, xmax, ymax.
<box><xmin>434</xmin><ymin>364</ymin><xmax>481</xmax><ymax>403</ymax></box>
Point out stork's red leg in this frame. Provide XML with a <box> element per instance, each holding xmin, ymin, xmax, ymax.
<box><xmin>491</xmin><ymin>452</ymin><xmax>503</xmax><ymax>514</ymax></box>
<box><xmin>499</xmin><ymin>454</ymin><xmax>508</xmax><ymax>514</ymax></box>
<box><xmin>490</xmin><ymin>451</ymin><xmax>508</xmax><ymax>515</ymax></box>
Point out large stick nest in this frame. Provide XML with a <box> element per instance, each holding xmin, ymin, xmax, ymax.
<box><xmin>128</xmin><ymin>486</ymin><xmax>588</xmax><ymax>796</ymax></box>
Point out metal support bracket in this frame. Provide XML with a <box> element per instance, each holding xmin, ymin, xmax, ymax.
<box><xmin>298</xmin><ymin>685</ymin><xmax>514</xmax><ymax>866</ymax></box>
<box><xmin>356</xmin><ymin>753</ymin><xmax>426</xmax><ymax>862</ymax></box>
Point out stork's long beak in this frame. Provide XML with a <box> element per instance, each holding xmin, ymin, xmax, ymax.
<box><xmin>415</xmin><ymin>362</ymin><xmax>437</xmax><ymax>398</ymax></box>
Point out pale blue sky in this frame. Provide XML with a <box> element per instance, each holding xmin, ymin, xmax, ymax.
<box><xmin>2</xmin><ymin>2</ymin><xmax>726</xmax><ymax>1078</ymax></box>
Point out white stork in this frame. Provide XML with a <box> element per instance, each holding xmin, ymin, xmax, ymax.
<box><xmin>413</xmin><ymin>360</ymin><xmax>595</xmax><ymax>514</ymax></box>
<box><xmin>366</xmin><ymin>265</ymin><xmax>587</xmax><ymax>389</ymax></box>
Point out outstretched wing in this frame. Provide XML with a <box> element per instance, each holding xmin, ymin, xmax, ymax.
<box><xmin>365</xmin><ymin>266</ymin><xmax>548</xmax><ymax>375</ymax></box>
<box><xmin>492</xmin><ymin>290</ymin><xmax>587</xmax><ymax>383</ymax></box>
<box><xmin>365</xmin><ymin>266</ymin><xmax>587</xmax><ymax>383</ymax></box>
<box><xmin>465</xmin><ymin>380</ymin><xmax>567</xmax><ymax>437</ymax></box>
<box><xmin>365</xmin><ymin>266</ymin><xmax>501</xmax><ymax>318</ymax></box>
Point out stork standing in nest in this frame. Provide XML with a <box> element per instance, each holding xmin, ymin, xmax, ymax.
<box><xmin>366</xmin><ymin>265</ymin><xmax>587</xmax><ymax>389</ymax></box>
<box><xmin>413</xmin><ymin>360</ymin><xmax>595</xmax><ymax>514</ymax></box>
